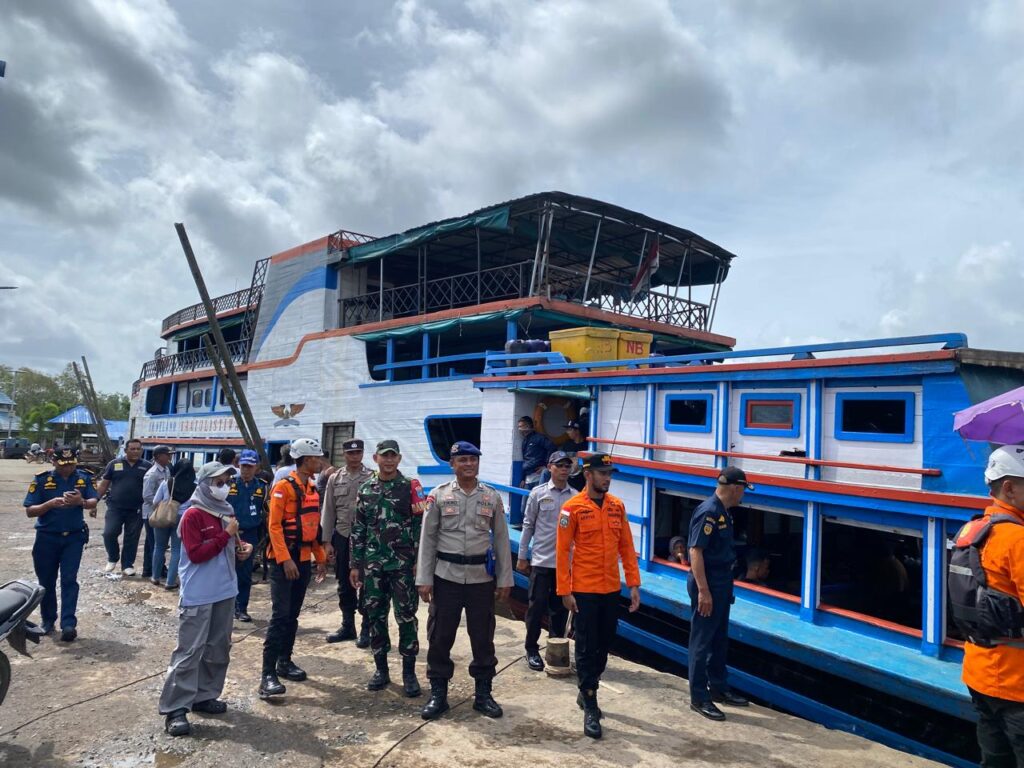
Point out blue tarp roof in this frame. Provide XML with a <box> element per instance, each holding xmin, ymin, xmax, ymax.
<box><xmin>47</xmin><ymin>406</ymin><xmax>129</xmax><ymax>440</ymax></box>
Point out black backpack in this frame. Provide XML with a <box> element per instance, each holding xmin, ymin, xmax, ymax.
<box><xmin>948</xmin><ymin>513</ymin><xmax>1024</xmax><ymax>648</ymax></box>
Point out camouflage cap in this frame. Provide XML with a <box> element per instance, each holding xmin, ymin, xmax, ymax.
<box><xmin>376</xmin><ymin>439</ymin><xmax>400</xmax><ymax>455</ymax></box>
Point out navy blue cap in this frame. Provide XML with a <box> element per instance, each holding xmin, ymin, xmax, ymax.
<box><xmin>450</xmin><ymin>441</ymin><xmax>481</xmax><ymax>457</ymax></box>
<box><xmin>54</xmin><ymin>447</ymin><xmax>79</xmax><ymax>465</ymax></box>
<box><xmin>565</xmin><ymin>420</ymin><xmax>582</xmax><ymax>430</ymax></box>
<box><xmin>548</xmin><ymin>450</ymin><xmax>572</xmax><ymax>464</ymax></box>
<box><xmin>238</xmin><ymin>449</ymin><xmax>259</xmax><ymax>465</ymax></box>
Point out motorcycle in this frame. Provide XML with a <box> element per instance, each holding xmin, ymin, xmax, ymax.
<box><xmin>23</xmin><ymin>451</ymin><xmax>47</xmax><ymax>465</ymax></box>
<box><xmin>0</xmin><ymin>580</ymin><xmax>47</xmax><ymax>706</ymax></box>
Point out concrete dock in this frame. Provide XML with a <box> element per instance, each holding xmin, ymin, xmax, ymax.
<box><xmin>0</xmin><ymin>462</ymin><xmax>937</xmax><ymax>767</ymax></box>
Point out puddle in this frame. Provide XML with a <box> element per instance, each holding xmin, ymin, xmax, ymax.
<box><xmin>153</xmin><ymin>750</ymin><xmax>187</xmax><ymax>768</ymax></box>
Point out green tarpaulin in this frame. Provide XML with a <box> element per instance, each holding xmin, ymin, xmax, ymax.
<box><xmin>343</xmin><ymin>207</ymin><xmax>511</xmax><ymax>264</ymax></box>
<box><xmin>353</xmin><ymin>309</ymin><xmax>523</xmax><ymax>342</ymax></box>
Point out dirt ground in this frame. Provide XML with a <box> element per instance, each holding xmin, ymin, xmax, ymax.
<box><xmin>0</xmin><ymin>460</ymin><xmax>938</xmax><ymax>767</ymax></box>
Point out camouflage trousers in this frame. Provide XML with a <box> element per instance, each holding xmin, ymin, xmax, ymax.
<box><xmin>364</xmin><ymin>567</ymin><xmax>419</xmax><ymax>657</ymax></box>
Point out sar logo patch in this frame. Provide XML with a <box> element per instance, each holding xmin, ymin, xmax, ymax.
<box><xmin>703</xmin><ymin>523</ymin><xmax>713</xmax><ymax>535</ymax></box>
<box><xmin>559</xmin><ymin>515</ymin><xmax>569</xmax><ymax>528</ymax></box>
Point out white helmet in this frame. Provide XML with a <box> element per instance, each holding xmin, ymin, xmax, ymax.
<box><xmin>290</xmin><ymin>437</ymin><xmax>325</xmax><ymax>459</ymax></box>
<box><xmin>984</xmin><ymin>445</ymin><xmax>1024</xmax><ymax>482</ymax></box>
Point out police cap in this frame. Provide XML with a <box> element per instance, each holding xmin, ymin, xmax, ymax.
<box><xmin>581</xmin><ymin>453</ymin><xmax>617</xmax><ymax>472</ymax></box>
<box><xmin>343</xmin><ymin>439</ymin><xmax>365</xmax><ymax>452</ymax></box>
<box><xmin>450</xmin><ymin>441</ymin><xmax>481</xmax><ymax>458</ymax></box>
<box><xmin>153</xmin><ymin>445</ymin><xmax>172</xmax><ymax>457</ymax></box>
<box><xmin>54</xmin><ymin>447</ymin><xmax>79</xmax><ymax>465</ymax></box>
<box><xmin>548</xmin><ymin>450</ymin><xmax>572</xmax><ymax>465</ymax></box>
<box><xmin>718</xmin><ymin>465</ymin><xmax>754</xmax><ymax>490</ymax></box>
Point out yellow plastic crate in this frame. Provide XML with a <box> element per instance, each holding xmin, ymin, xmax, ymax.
<box><xmin>617</xmin><ymin>331</ymin><xmax>653</xmax><ymax>368</ymax></box>
<box><xmin>549</xmin><ymin>327</ymin><xmax>620</xmax><ymax>364</ymax></box>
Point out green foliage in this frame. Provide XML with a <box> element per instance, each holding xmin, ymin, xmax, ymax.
<box><xmin>0</xmin><ymin>363</ymin><xmax>130</xmax><ymax>431</ymax></box>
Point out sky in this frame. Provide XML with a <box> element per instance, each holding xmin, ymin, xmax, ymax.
<box><xmin>1</xmin><ymin>0</ymin><xmax>1022</xmax><ymax>393</ymax></box>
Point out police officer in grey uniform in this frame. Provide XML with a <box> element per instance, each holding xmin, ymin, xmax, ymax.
<box><xmin>321</xmin><ymin>439</ymin><xmax>374</xmax><ymax>645</ymax></box>
<box><xmin>517</xmin><ymin>450</ymin><xmax>574</xmax><ymax>671</ymax></box>
<box><xmin>417</xmin><ymin>441</ymin><xmax>513</xmax><ymax>720</ymax></box>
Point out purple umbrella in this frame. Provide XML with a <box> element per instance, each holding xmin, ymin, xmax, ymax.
<box><xmin>954</xmin><ymin>385</ymin><xmax>1024</xmax><ymax>445</ymax></box>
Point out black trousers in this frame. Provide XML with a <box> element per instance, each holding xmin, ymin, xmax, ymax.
<box><xmin>332</xmin><ymin>532</ymin><xmax>361</xmax><ymax>614</ymax></box>
<box><xmin>524</xmin><ymin>566</ymin><xmax>568</xmax><ymax>653</ymax></box>
<box><xmin>426</xmin><ymin>576</ymin><xmax>496</xmax><ymax>681</ymax></box>
<box><xmin>687</xmin><ymin>574</ymin><xmax>732</xmax><ymax>704</ymax></box>
<box><xmin>141</xmin><ymin>520</ymin><xmax>155</xmax><ymax>577</ymax></box>
<box><xmin>262</xmin><ymin>560</ymin><xmax>311</xmax><ymax>674</ymax></box>
<box><xmin>573</xmin><ymin>591</ymin><xmax>619</xmax><ymax>693</ymax></box>
<box><xmin>970</xmin><ymin>687</ymin><xmax>1024</xmax><ymax>767</ymax></box>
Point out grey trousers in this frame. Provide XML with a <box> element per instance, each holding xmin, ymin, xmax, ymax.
<box><xmin>158</xmin><ymin>597</ymin><xmax>234</xmax><ymax>714</ymax></box>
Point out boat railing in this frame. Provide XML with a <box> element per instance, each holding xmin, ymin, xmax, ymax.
<box><xmin>135</xmin><ymin>338</ymin><xmax>251</xmax><ymax>385</ymax></box>
<box><xmin>161</xmin><ymin>286</ymin><xmax>260</xmax><ymax>334</ymax></box>
<box><xmin>543</xmin><ymin>264</ymin><xmax>711</xmax><ymax>329</ymax></box>
<box><xmin>481</xmin><ymin>333</ymin><xmax>968</xmax><ymax>376</ymax></box>
<box><xmin>341</xmin><ymin>262</ymin><xmax>531</xmax><ymax>327</ymax></box>
<box><xmin>339</xmin><ymin>260</ymin><xmax>714</xmax><ymax>331</ymax></box>
<box><xmin>589</xmin><ymin>436</ymin><xmax>943</xmax><ymax>477</ymax></box>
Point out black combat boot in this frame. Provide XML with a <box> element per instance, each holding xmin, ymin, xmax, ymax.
<box><xmin>472</xmin><ymin>677</ymin><xmax>503</xmax><ymax>718</ymax></box>
<box><xmin>326</xmin><ymin>609</ymin><xmax>356</xmax><ymax>643</ymax></box>
<box><xmin>577</xmin><ymin>689</ymin><xmax>602</xmax><ymax>719</ymax></box>
<box><xmin>581</xmin><ymin>689</ymin><xmax>602</xmax><ymax>739</ymax></box>
<box><xmin>355</xmin><ymin>616</ymin><xmax>371</xmax><ymax>649</ymax></box>
<box><xmin>276</xmin><ymin>658</ymin><xmax>307</xmax><ymax>682</ymax></box>
<box><xmin>421</xmin><ymin>679</ymin><xmax>450</xmax><ymax>720</ymax></box>
<box><xmin>258</xmin><ymin>673</ymin><xmax>286</xmax><ymax>699</ymax></box>
<box><xmin>401</xmin><ymin>655</ymin><xmax>421</xmax><ymax>697</ymax></box>
<box><xmin>367</xmin><ymin>652</ymin><xmax>390</xmax><ymax>690</ymax></box>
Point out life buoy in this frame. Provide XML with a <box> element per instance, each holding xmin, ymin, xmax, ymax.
<box><xmin>534</xmin><ymin>397</ymin><xmax>578</xmax><ymax>446</ymax></box>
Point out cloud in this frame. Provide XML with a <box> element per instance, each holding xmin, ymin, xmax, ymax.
<box><xmin>0</xmin><ymin>0</ymin><xmax>1022</xmax><ymax>396</ymax></box>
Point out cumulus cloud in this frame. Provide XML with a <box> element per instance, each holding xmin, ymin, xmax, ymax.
<box><xmin>0</xmin><ymin>0</ymin><xmax>1021</xmax><ymax>394</ymax></box>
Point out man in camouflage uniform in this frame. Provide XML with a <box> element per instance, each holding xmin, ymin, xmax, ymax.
<box><xmin>350</xmin><ymin>439</ymin><xmax>425</xmax><ymax>697</ymax></box>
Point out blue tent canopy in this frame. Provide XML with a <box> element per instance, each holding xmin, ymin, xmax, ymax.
<box><xmin>47</xmin><ymin>405</ymin><xmax>128</xmax><ymax>441</ymax></box>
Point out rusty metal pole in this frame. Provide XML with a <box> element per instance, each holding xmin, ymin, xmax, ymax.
<box><xmin>175</xmin><ymin>223</ymin><xmax>269</xmax><ymax>469</ymax></box>
<box><xmin>204</xmin><ymin>333</ymin><xmax>253</xmax><ymax>449</ymax></box>
<box><xmin>73</xmin><ymin>359</ymin><xmax>114</xmax><ymax>462</ymax></box>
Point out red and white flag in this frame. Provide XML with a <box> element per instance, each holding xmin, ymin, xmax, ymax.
<box><xmin>630</xmin><ymin>236</ymin><xmax>660</xmax><ymax>297</ymax></box>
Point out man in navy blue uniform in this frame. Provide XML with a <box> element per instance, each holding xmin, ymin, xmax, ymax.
<box><xmin>517</xmin><ymin>416</ymin><xmax>555</xmax><ymax>490</ymax></box>
<box><xmin>23</xmin><ymin>447</ymin><xmax>99</xmax><ymax>641</ymax></box>
<box><xmin>96</xmin><ymin>438</ymin><xmax>152</xmax><ymax>576</ymax></box>
<box><xmin>687</xmin><ymin>466</ymin><xmax>751</xmax><ymax>721</ymax></box>
<box><xmin>228</xmin><ymin>449</ymin><xmax>268</xmax><ymax>622</ymax></box>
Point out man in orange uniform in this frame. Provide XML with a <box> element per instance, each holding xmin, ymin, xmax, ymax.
<box><xmin>961</xmin><ymin>446</ymin><xmax>1024</xmax><ymax>766</ymax></box>
<box><xmin>259</xmin><ymin>437</ymin><xmax>328</xmax><ymax>699</ymax></box>
<box><xmin>556</xmin><ymin>453</ymin><xmax>640</xmax><ymax>740</ymax></box>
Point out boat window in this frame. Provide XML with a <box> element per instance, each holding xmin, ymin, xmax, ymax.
<box><xmin>190</xmin><ymin>388</ymin><xmax>205</xmax><ymax>409</ymax></box>
<box><xmin>425</xmin><ymin>415</ymin><xmax>482</xmax><ymax>463</ymax></box>
<box><xmin>739</xmin><ymin>393</ymin><xmax>801</xmax><ymax>437</ymax></box>
<box><xmin>204</xmin><ymin>388</ymin><xmax>213</xmax><ymax>408</ymax></box>
<box><xmin>819</xmin><ymin>518</ymin><xmax>922</xmax><ymax>631</ymax></box>
<box><xmin>144</xmin><ymin>383</ymin><xmax>173</xmax><ymax>415</ymax></box>
<box><xmin>664</xmin><ymin>395</ymin><xmax>712</xmax><ymax>432</ymax></box>
<box><xmin>731</xmin><ymin>505</ymin><xmax>803</xmax><ymax>598</ymax></box>
<box><xmin>835</xmin><ymin>392</ymin><xmax>914</xmax><ymax>443</ymax></box>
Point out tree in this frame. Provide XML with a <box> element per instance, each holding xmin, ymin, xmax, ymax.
<box><xmin>0</xmin><ymin>364</ymin><xmax>130</xmax><ymax>429</ymax></box>
<box><xmin>22</xmin><ymin>402</ymin><xmax>62</xmax><ymax>441</ymax></box>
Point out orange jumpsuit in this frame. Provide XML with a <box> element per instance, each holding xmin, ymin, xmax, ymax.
<box><xmin>556</xmin><ymin>491</ymin><xmax>641</xmax><ymax>596</ymax></box>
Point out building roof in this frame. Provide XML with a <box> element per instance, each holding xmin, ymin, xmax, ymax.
<box><xmin>0</xmin><ymin>391</ymin><xmax>14</xmax><ymax>406</ymax></box>
<box><xmin>47</xmin><ymin>405</ymin><xmax>128</xmax><ymax>441</ymax></box>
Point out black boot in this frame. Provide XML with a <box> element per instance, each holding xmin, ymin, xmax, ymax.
<box><xmin>472</xmin><ymin>678</ymin><xmax>503</xmax><ymax>718</ymax></box>
<box><xmin>327</xmin><ymin>609</ymin><xmax>356</xmax><ymax>643</ymax></box>
<box><xmin>401</xmin><ymin>655</ymin><xmax>421</xmax><ymax>698</ymax></box>
<box><xmin>577</xmin><ymin>689</ymin><xmax>603</xmax><ymax>719</ymax></box>
<box><xmin>367</xmin><ymin>653</ymin><xmax>390</xmax><ymax>691</ymax></box>
<box><xmin>276</xmin><ymin>659</ymin><xmax>307</xmax><ymax>682</ymax></box>
<box><xmin>581</xmin><ymin>689</ymin><xmax>602</xmax><ymax>739</ymax></box>
<box><xmin>421</xmin><ymin>679</ymin><xmax>450</xmax><ymax>720</ymax></box>
<box><xmin>355</xmin><ymin>616</ymin><xmax>371</xmax><ymax>649</ymax></box>
<box><xmin>258</xmin><ymin>673</ymin><xmax>286</xmax><ymax>699</ymax></box>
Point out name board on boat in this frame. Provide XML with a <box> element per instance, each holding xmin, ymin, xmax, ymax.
<box><xmin>136</xmin><ymin>415</ymin><xmax>239</xmax><ymax>440</ymax></box>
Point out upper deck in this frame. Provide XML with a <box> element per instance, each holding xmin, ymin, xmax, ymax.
<box><xmin>134</xmin><ymin>191</ymin><xmax>739</xmax><ymax>391</ymax></box>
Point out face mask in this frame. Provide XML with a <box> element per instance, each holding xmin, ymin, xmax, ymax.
<box><xmin>210</xmin><ymin>484</ymin><xmax>230</xmax><ymax>501</ymax></box>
